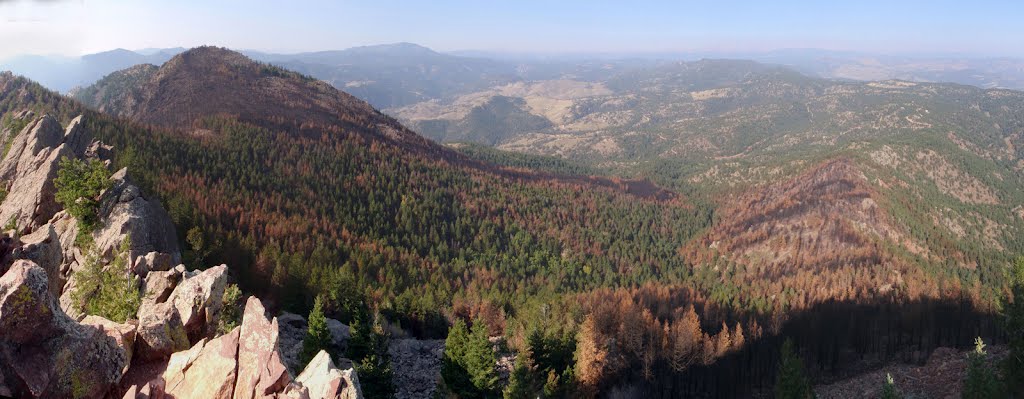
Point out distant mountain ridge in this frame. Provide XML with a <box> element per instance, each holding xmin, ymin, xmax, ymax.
<box><xmin>7</xmin><ymin>44</ymin><xmax>1024</xmax><ymax>103</ymax></box>
<box><xmin>0</xmin><ymin>48</ymin><xmax>183</xmax><ymax>92</ymax></box>
<box><xmin>243</xmin><ymin>43</ymin><xmax>521</xmax><ymax>108</ymax></box>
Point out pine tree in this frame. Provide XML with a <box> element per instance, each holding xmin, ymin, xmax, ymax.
<box><xmin>775</xmin><ymin>339</ymin><xmax>814</xmax><ymax>399</ymax></box>
<box><xmin>346</xmin><ymin>302</ymin><xmax>373</xmax><ymax>363</ymax></box>
<box><xmin>574</xmin><ymin>316</ymin><xmax>607</xmax><ymax>398</ymax></box>
<box><xmin>357</xmin><ymin>352</ymin><xmax>396</xmax><ymax>399</ymax></box>
<box><xmin>732</xmin><ymin>322</ymin><xmax>746</xmax><ymax>350</ymax></box>
<box><xmin>715</xmin><ymin>322</ymin><xmax>732</xmax><ymax>356</ymax></box>
<box><xmin>300</xmin><ymin>295</ymin><xmax>332</xmax><ymax>367</ymax></box>
<box><xmin>217</xmin><ymin>284</ymin><xmax>243</xmax><ymax>334</ymax></box>
<box><xmin>1004</xmin><ymin>257</ymin><xmax>1024</xmax><ymax>397</ymax></box>
<box><xmin>466</xmin><ymin>320</ymin><xmax>499</xmax><ymax>394</ymax></box>
<box><xmin>441</xmin><ymin>319</ymin><xmax>498</xmax><ymax>398</ymax></box>
<box><xmin>347</xmin><ymin>309</ymin><xmax>395</xmax><ymax>399</ymax></box>
<box><xmin>503</xmin><ymin>351</ymin><xmax>539</xmax><ymax>399</ymax></box>
<box><xmin>54</xmin><ymin>157</ymin><xmax>112</xmax><ymax>240</ymax></box>
<box><xmin>964</xmin><ymin>337</ymin><xmax>1003</xmax><ymax>399</ymax></box>
<box><xmin>880</xmin><ymin>373</ymin><xmax>900</xmax><ymax>399</ymax></box>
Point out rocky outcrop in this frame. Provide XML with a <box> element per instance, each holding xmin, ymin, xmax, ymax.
<box><xmin>132</xmin><ymin>251</ymin><xmax>175</xmax><ymax>278</ymax></box>
<box><xmin>234</xmin><ymin>296</ymin><xmax>291</xmax><ymax>399</ymax></box>
<box><xmin>7</xmin><ymin>223</ymin><xmax>63</xmax><ymax>297</ymax></box>
<box><xmin>162</xmin><ymin>329</ymin><xmax>241</xmax><ymax>399</ymax></box>
<box><xmin>278</xmin><ymin>312</ymin><xmax>309</xmax><ymax>372</ymax></box>
<box><xmin>0</xmin><ymin>250</ymin><xmax>364</xmax><ymax>399</ymax></box>
<box><xmin>82</xmin><ymin>315</ymin><xmax>139</xmax><ymax>375</ymax></box>
<box><xmin>93</xmin><ymin>168</ymin><xmax>181</xmax><ymax>265</ymax></box>
<box><xmin>124</xmin><ymin>297</ymin><xmax>363</xmax><ymax>399</ymax></box>
<box><xmin>0</xmin><ymin>115</ymin><xmax>89</xmax><ymax>233</ymax></box>
<box><xmin>134</xmin><ymin>264</ymin><xmax>225</xmax><ymax>360</ymax></box>
<box><xmin>295</xmin><ymin>350</ymin><xmax>362</xmax><ymax>399</ymax></box>
<box><xmin>0</xmin><ymin>260</ymin><xmax>132</xmax><ymax>398</ymax></box>
<box><xmin>170</xmin><ymin>264</ymin><xmax>228</xmax><ymax>342</ymax></box>
<box><xmin>135</xmin><ymin>301</ymin><xmax>190</xmax><ymax>360</ymax></box>
<box><xmin>141</xmin><ymin>265</ymin><xmax>185</xmax><ymax>306</ymax></box>
<box><xmin>0</xmin><ymin>113</ymin><xmax>181</xmax><ymax>313</ymax></box>
<box><xmin>0</xmin><ymin>113</ymin><xmax>363</xmax><ymax>399</ymax></box>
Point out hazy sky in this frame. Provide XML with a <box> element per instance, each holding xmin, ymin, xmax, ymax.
<box><xmin>2</xmin><ymin>0</ymin><xmax>1023</xmax><ymax>60</ymax></box>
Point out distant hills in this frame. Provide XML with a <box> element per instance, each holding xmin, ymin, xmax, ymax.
<box><xmin>0</xmin><ymin>48</ymin><xmax>184</xmax><ymax>92</ymax></box>
<box><xmin>242</xmin><ymin>43</ymin><xmax>520</xmax><ymax>108</ymax></box>
<box><xmin>9</xmin><ymin>43</ymin><xmax>1024</xmax><ymax>107</ymax></box>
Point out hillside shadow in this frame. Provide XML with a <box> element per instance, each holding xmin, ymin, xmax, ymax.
<box><xmin>628</xmin><ymin>297</ymin><xmax>1003</xmax><ymax>398</ymax></box>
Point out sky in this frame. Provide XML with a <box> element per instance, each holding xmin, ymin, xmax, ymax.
<box><xmin>2</xmin><ymin>0</ymin><xmax>1024</xmax><ymax>61</ymax></box>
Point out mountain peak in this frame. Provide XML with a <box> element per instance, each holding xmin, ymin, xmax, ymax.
<box><xmin>75</xmin><ymin>46</ymin><xmax>434</xmax><ymax>150</ymax></box>
<box><xmin>162</xmin><ymin>45</ymin><xmax>251</xmax><ymax>69</ymax></box>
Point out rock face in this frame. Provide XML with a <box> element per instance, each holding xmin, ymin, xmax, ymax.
<box><xmin>134</xmin><ymin>264</ymin><xmax>226</xmax><ymax>360</ymax></box>
<box><xmin>126</xmin><ymin>297</ymin><xmax>363</xmax><ymax>399</ymax></box>
<box><xmin>93</xmin><ymin>168</ymin><xmax>181</xmax><ymax>265</ymax></box>
<box><xmin>81</xmin><ymin>315</ymin><xmax>139</xmax><ymax>375</ymax></box>
<box><xmin>278</xmin><ymin>312</ymin><xmax>309</xmax><ymax>373</ymax></box>
<box><xmin>170</xmin><ymin>264</ymin><xmax>228</xmax><ymax>342</ymax></box>
<box><xmin>0</xmin><ymin>238</ymin><xmax>364</xmax><ymax>399</ymax></box>
<box><xmin>162</xmin><ymin>329</ymin><xmax>241</xmax><ymax>399</ymax></box>
<box><xmin>234</xmin><ymin>296</ymin><xmax>291</xmax><ymax>399</ymax></box>
<box><xmin>0</xmin><ymin>260</ymin><xmax>132</xmax><ymax>398</ymax></box>
<box><xmin>0</xmin><ymin>114</ymin><xmax>182</xmax><ymax>317</ymax></box>
<box><xmin>141</xmin><ymin>266</ymin><xmax>185</xmax><ymax>306</ymax></box>
<box><xmin>135</xmin><ymin>301</ymin><xmax>191</xmax><ymax>360</ymax></box>
<box><xmin>296</xmin><ymin>350</ymin><xmax>362</xmax><ymax>399</ymax></box>
<box><xmin>0</xmin><ymin>115</ymin><xmax>89</xmax><ymax>233</ymax></box>
<box><xmin>7</xmin><ymin>223</ymin><xmax>64</xmax><ymax>297</ymax></box>
<box><xmin>132</xmin><ymin>251</ymin><xmax>175</xmax><ymax>278</ymax></box>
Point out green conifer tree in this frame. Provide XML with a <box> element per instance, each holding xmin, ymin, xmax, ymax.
<box><xmin>441</xmin><ymin>319</ymin><xmax>474</xmax><ymax>396</ymax></box>
<box><xmin>503</xmin><ymin>352</ymin><xmax>538</xmax><ymax>399</ymax></box>
<box><xmin>441</xmin><ymin>319</ymin><xmax>499</xmax><ymax>398</ymax></box>
<box><xmin>300</xmin><ymin>295</ymin><xmax>332</xmax><ymax>367</ymax></box>
<box><xmin>345</xmin><ymin>305</ymin><xmax>395</xmax><ymax>399</ymax></box>
<box><xmin>466</xmin><ymin>320</ymin><xmax>499</xmax><ymax>394</ymax></box>
<box><xmin>1003</xmin><ymin>257</ymin><xmax>1024</xmax><ymax>397</ymax></box>
<box><xmin>880</xmin><ymin>373</ymin><xmax>901</xmax><ymax>399</ymax></box>
<box><xmin>964</xmin><ymin>337</ymin><xmax>1003</xmax><ymax>399</ymax></box>
<box><xmin>775</xmin><ymin>339</ymin><xmax>814</xmax><ymax>399</ymax></box>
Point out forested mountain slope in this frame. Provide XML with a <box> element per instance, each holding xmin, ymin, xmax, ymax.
<box><xmin>12</xmin><ymin>47</ymin><xmax>712</xmax><ymax>337</ymax></box>
<box><xmin>5</xmin><ymin>47</ymin><xmax>1018</xmax><ymax>397</ymax></box>
<box><xmin>396</xmin><ymin>58</ymin><xmax>1024</xmax><ymax>306</ymax></box>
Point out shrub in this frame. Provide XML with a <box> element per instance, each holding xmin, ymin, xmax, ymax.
<box><xmin>217</xmin><ymin>284</ymin><xmax>243</xmax><ymax>334</ymax></box>
<box><xmin>71</xmin><ymin>237</ymin><xmax>141</xmax><ymax>323</ymax></box>
<box><xmin>54</xmin><ymin>157</ymin><xmax>111</xmax><ymax>243</ymax></box>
